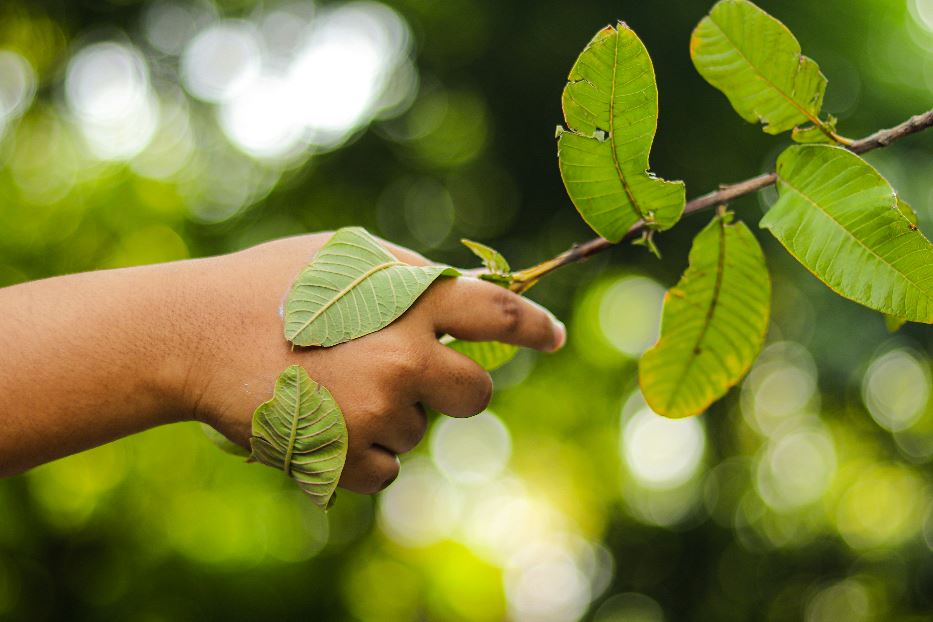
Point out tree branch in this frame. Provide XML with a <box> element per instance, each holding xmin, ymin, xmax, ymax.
<box><xmin>510</xmin><ymin>108</ymin><xmax>933</xmax><ymax>292</ymax></box>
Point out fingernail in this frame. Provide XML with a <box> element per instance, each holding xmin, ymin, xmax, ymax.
<box><xmin>552</xmin><ymin>319</ymin><xmax>566</xmax><ymax>351</ymax></box>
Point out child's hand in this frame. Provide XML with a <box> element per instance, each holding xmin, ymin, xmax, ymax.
<box><xmin>187</xmin><ymin>234</ymin><xmax>566</xmax><ymax>494</ymax></box>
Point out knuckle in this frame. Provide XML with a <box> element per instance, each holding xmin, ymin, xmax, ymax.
<box><xmin>493</xmin><ymin>290</ymin><xmax>523</xmax><ymax>336</ymax></box>
<box><xmin>380</xmin><ymin>343</ymin><xmax>425</xmax><ymax>381</ymax></box>
<box><xmin>400</xmin><ymin>421</ymin><xmax>427</xmax><ymax>454</ymax></box>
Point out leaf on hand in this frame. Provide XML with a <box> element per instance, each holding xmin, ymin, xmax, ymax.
<box><xmin>285</xmin><ymin>227</ymin><xmax>458</xmax><ymax>347</ymax></box>
<box><xmin>761</xmin><ymin>145</ymin><xmax>933</xmax><ymax>323</ymax></box>
<box><xmin>462</xmin><ymin>238</ymin><xmax>511</xmax><ymax>275</ymax></box>
<box><xmin>446</xmin><ymin>337</ymin><xmax>519</xmax><ymax>371</ymax></box>
<box><xmin>250</xmin><ymin>365</ymin><xmax>348</xmax><ymax>510</ymax></box>
<box><xmin>691</xmin><ymin>0</ymin><xmax>830</xmax><ymax>136</ymax></box>
<box><xmin>557</xmin><ymin>21</ymin><xmax>685</xmax><ymax>242</ymax></box>
<box><xmin>639</xmin><ymin>212</ymin><xmax>771</xmax><ymax>418</ymax></box>
<box><xmin>201</xmin><ymin>423</ymin><xmax>250</xmax><ymax>457</ymax></box>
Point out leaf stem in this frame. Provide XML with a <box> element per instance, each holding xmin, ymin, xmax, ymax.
<box><xmin>509</xmin><ymin>108</ymin><xmax>933</xmax><ymax>292</ymax></box>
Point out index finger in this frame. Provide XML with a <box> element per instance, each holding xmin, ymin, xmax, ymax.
<box><xmin>425</xmin><ymin>278</ymin><xmax>566</xmax><ymax>352</ymax></box>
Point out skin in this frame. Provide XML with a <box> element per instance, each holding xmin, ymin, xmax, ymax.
<box><xmin>0</xmin><ymin>233</ymin><xmax>565</xmax><ymax>494</ymax></box>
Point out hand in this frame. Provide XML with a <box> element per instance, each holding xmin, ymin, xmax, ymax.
<box><xmin>184</xmin><ymin>233</ymin><xmax>566</xmax><ymax>494</ymax></box>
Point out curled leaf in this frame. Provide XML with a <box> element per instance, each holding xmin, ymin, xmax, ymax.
<box><xmin>250</xmin><ymin>365</ymin><xmax>348</xmax><ymax>510</ymax></box>
<box><xmin>558</xmin><ymin>21</ymin><xmax>685</xmax><ymax>242</ymax></box>
<box><xmin>285</xmin><ymin>227</ymin><xmax>458</xmax><ymax>347</ymax></box>
<box><xmin>462</xmin><ymin>238</ymin><xmax>511</xmax><ymax>275</ymax></box>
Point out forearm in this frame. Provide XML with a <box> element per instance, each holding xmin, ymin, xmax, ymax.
<box><xmin>0</xmin><ymin>261</ymin><xmax>204</xmax><ymax>475</ymax></box>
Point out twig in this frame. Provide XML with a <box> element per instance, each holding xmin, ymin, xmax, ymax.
<box><xmin>509</xmin><ymin>108</ymin><xmax>933</xmax><ymax>292</ymax></box>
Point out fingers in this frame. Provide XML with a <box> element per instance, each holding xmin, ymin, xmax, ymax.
<box><xmin>427</xmin><ymin>278</ymin><xmax>566</xmax><ymax>352</ymax></box>
<box><xmin>373</xmin><ymin>403</ymin><xmax>429</xmax><ymax>455</ymax></box>
<box><xmin>340</xmin><ymin>445</ymin><xmax>400</xmax><ymax>494</ymax></box>
<box><xmin>419</xmin><ymin>344</ymin><xmax>493</xmax><ymax>418</ymax></box>
<box><xmin>339</xmin><ymin>402</ymin><xmax>427</xmax><ymax>494</ymax></box>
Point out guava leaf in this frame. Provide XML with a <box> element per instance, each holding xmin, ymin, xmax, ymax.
<box><xmin>639</xmin><ymin>213</ymin><xmax>771</xmax><ymax>418</ymax></box>
<box><xmin>201</xmin><ymin>423</ymin><xmax>250</xmax><ymax>457</ymax></box>
<box><xmin>792</xmin><ymin>115</ymin><xmax>839</xmax><ymax>144</ymax></box>
<box><xmin>884</xmin><ymin>314</ymin><xmax>908</xmax><ymax>332</ymax></box>
<box><xmin>557</xmin><ymin>21</ymin><xmax>685</xmax><ymax>242</ymax></box>
<box><xmin>250</xmin><ymin>365</ymin><xmax>348</xmax><ymax>510</ymax></box>
<box><xmin>895</xmin><ymin>195</ymin><xmax>919</xmax><ymax>227</ymax></box>
<box><xmin>691</xmin><ymin>0</ymin><xmax>828</xmax><ymax>135</ymax></box>
<box><xmin>446</xmin><ymin>338</ymin><xmax>519</xmax><ymax>371</ymax></box>
<box><xmin>285</xmin><ymin>227</ymin><xmax>458</xmax><ymax>347</ymax></box>
<box><xmin>462</xmin><ymin>239</ymin><xmax>510</xmax><ymax>275</ymax></box>
<box><xmin>761</xmin><ymin>145</ymin><xmax>933</xmax><ymax>323</ymax></box>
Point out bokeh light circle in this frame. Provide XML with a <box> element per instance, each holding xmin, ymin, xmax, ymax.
<box><xmin>621</xmin><ymin>407</ymin><xmax>705</xmax><ymax>490</ymax></box>
<box><xmin>65</xmin><ymin>41</ymin><xmax>157</xmax><ymax>159</ymax></box>
<box><xmin>861</xmin><ymin>348</ymin><xmax>931</xmax><ymax>432</ymax></box>
<box><xmin>430</xmin><ymin>410</ymin><xmax>511</xmax><ymax>484</ymax></box>
<box><xmin>598</xmin><ymin>276</ymin><xmax>665</xmax><ymax>357</ymax></box>
<box><xmin>181</xmin><ymin>20</ymin><xmax>261</xmax><ymax>103</ymax></box>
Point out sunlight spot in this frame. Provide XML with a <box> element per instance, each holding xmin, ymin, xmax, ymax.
<box><xmin>377</xmin><ymin>458</ymin><xmax>462</xmax><ymax>547</ymax></box>
<box><xmin>598</xmin><ymin>276</ymin><xmax>665</xmax><ymax>357</ymax></box>
<box><xmin>756</xmin><ymin>425</ymin><xmax>836</xmax><ymax>510</ymax></box>
<box><xmin>431</xmin><ymin>411</ymin><xmax>511</xmax><ymax>485</ymax></box>
<box><xmin>181</xmin><ymin>20</ymin><xmax>261</xmax><ymax>103</ymax></box>
<box><xmin>0</xmin><ymin>50</ymin><xmax>36</xmax><ymax>139</ymax></box>
<box><xmin>65</xmin><ymin>42</ymin><xmax>157</xmax><ymax>159</ymax></box>
<box><xmin>622</xmin><ymin>407</ymin><xmax>705</xmax><ymax>489</ymax></box>
<box><xmin>862</xmin><ymin>348</ymin><xmax>930</xmax><ymax>432</ymax></box>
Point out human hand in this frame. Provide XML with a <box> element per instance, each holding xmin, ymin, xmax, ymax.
<box><xmin>182</xmin><ymin>233</ymin><xmax>566</xmax><ymax>494</ymax></box>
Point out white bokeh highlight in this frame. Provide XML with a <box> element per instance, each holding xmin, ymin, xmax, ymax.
<box><xmin>0</xmin><ymin>50</ymin><xmax>36</xmax><ymax>139</ymax></box>
<box><xmin>862</xmin><ymin>348</ymin><xmax>931</xmax><ymax>432</ymax></box>
<box><xmin>622</xmin><ymin>407</ymin><xmax>706</xmax><ymax>490</ymax></box>
<box><xmin>430</xmin><ymin>410</ymin><xmax>511</xmax><ymax>485</ymax></box>
<box><xmin>65</xmin><ymin>42</ymin><xmax>157</xmax><ymax>160</ymax></box>
<box><xmin>181</xmin><ymin>20</ymin><xmax>261</xmax><ymax>103</ymax></box>
<box><xmin>598</xmin><ymin>276</ymin><xmax>665</xmax><ymax>357</ymax></box>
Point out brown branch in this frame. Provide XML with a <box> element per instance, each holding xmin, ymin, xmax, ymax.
<box><xmin>510</xmin><ymin>108</ymin><xmax>933</xmax><ymax>292</ymax></box>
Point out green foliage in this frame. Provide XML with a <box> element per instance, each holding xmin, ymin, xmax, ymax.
<box><xmin>557</xmin><ymin>22</ymin><xmax>685</xmax><ymax>242</ymax></box>
<box><xmin>461</xmin><ymin>238</ymin><xmax>510</xmax><ymax>275</ymax></box>
<box><xmin>284</xmin><ymin>227</ymin><xmax>458</xmax><ymax>346</ymax></box>
<box><xmin>761</xmin><ymin>145</ymin><xmax>933</xmax><ymax>323</ymax></box>
<box><xmin>896</xmin><ymin>195</ymin><xmax>920</xmax><ymax>227</ymax></box>
<box><xmin>249</xmin><ymin>365</ymin><xmax>348</xmax><ymax>510</ymax></box>
<box><xmin>446</xmin><ymin>338</ymin><xmax>518</xmax><ymax>371</ymax></box>
<box><xmin>691</xmin><ymin>0</ymin><xmax>829</xmax><ymax>136</ymax></box>
<box><xmin>639</xmin><ymin>213</ymin><xmax>770</xmax><ymax>418</ymax></box>
<box><xmin>792</xmin><ymin>115</ymin><xmax>840</xmax><ymax>144</ymax></box>
<box><xmin>201</xmin><ymin>423</ymin><xmax>250</xmax><ymax>457</ymax></box>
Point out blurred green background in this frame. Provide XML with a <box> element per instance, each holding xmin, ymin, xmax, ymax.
<box><xmin>1</xmin><ymin>0</ymin><xmax>932</xmax><ymax>620</ymax></box>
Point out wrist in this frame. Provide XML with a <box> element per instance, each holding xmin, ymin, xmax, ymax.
<box><xmin>140</xmin><ymin>258</ymin><xmax>221</xmax><ymax>427</ymax></box>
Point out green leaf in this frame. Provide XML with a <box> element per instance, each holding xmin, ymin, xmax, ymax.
<box><xmin>201</xmin><ymin>423</ymin><xmax>250</xmax><ymax>457</ymax></box>
<box><xmin>285</xmin><ymin>227</ymin><xmax>458</xmax><ymax>347</ymax></box>
<box><xmin>884</xmin><ymin>314</ymin><xmax>908</xmax><ymax>332</ymax></box>
<box><xmin>250</xmin><ymin>365</ymin><xmax>348</xmax><ymax>510</ymax></box>
<box><xmin>792</xmin><ymin>115</ymin><xmax>839</xmax><ymax>144</ymax></box>
<box><xmin>639</xmin><ymin>213</ymin><xmax>771</xmax><ymax>418</ymax></box>
<box><xmin>446</xmin><ymin>338</ymin><xmax>519</xmax><ymax>371</ymax></box>
<box><xmin>691</xmin><ymin>0</ymin><xmax>829</xmax><ymax>135</ymax></box>
<box><xmin>462</xmin><ymin>238</ymin><xmax>510</xmax><ymax>275</ymax></box>
<box><xmin>761</xmin><ymin>145</ymin><xmax>933</xmax><ymax>323</ymax></box>
<box><xmin>557</xmin><ymin>22</ymin><xmax>685</xmax><ymax>242</ymax></box>
<box><xmin>896</xmin><ymin>195</ymin><xmax>919</xmax><ymax>228</ymax></box>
